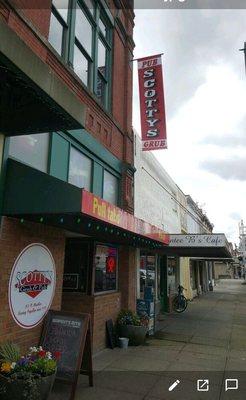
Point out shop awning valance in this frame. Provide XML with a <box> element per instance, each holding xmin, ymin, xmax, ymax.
<box><xmin>2</xmin><ymin>159</ymin><xmax>169</xmax><ymax>249</ymax></box>
<box><xmin>165</xmin><ymin>234</ymin><xmax>232</xmax><ymax>258</ymax></box>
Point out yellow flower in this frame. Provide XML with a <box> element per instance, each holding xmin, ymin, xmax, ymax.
<box><xmin>1</xmin><ymin>362</ymin><xmax>12</xmax><ymax>373</ymax></box>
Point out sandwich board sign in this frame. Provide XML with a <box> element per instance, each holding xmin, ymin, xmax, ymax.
<box><xmin>40</xmin><ymin>310</ymin><xmax>93</xmax><ymax>400</ymax></box>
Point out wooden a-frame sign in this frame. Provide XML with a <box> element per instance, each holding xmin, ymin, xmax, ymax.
<box><xmin>40</xmin><ymin>310</ymin><xmax>93</xmax><ymax>400</ymax></box>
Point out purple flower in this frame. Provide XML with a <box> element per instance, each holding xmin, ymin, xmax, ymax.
<box><xmin>17</xmin><ymin>356</ymin><xmax>29</xmax><ymax>366</ymax></box>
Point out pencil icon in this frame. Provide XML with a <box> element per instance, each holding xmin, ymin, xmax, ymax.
<box><xmin>168</xmin><ymin>380</ymin><xmax>180</xmax><ymax>391</ymax></box>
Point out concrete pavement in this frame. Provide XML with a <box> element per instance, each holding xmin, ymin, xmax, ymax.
<box><xmin>51</xmin><ymin>279</ymin><xmax>246</xmax><ymax>400</ymax></box>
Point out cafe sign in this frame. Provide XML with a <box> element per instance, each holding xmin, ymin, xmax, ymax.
<box><xmin>9</xmin><ymin>243</ymin><xmax>56</xmax><ymax>329</ymax></box>
<box><xmin>169</xmin><ymin>234</ymin><xmax>227</xmax><ymax>248</ymax></box>
<box><xmin>81</xmin><ymin>190</ymin><xmax>169</xmax><ymax>245</ymax></box>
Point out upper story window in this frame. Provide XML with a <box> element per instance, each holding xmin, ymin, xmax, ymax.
<box><xmin>68</xmin><ymin>146</ymin><xmax>92</xmax><ymax>190</ymax></box>
<box><xmin>48</xmin><ymin>0</ymin><xmax>69</xmax><ymax>55</ymax></box>
<box><xmin>103</xmin><ymin>170</ymin><xmax>118</xmax><ymax>205</ymax></box>
<box><xmin>9</xmin><ymin>133</ymin><xmax>49</xmax><ymax>173</ymax></box>
<box><xmin>49</xmin><ymin>0</ymin><xmax>112</xmax><ymax>109</ymax></box>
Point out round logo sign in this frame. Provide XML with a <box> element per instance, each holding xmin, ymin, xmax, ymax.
<box><xmin>9</xmin><ymin>243</ymin><xmax>56</xmax><ymax>329</ymax></box>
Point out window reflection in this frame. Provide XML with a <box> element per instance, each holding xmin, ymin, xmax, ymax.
<box><xmin>69</xmin><ymin>147</ymin><xmax>92</xmax><ymax>190</ymax></box>
<box><xmin>96</xmin><ymin>74</ymin><xmax>105</xmax><ymax>104</ymax></box>
<box><xmin>75</xmin><ymin>4</ymin><xmax>92</xmax><ymax>56</ymax></box>
<box><xmin>73</xmin><ymin>45</ymin><xmax>88</xmax><ymax>85</ymax></box>
<box><xmin>94</xmin><ymin>245</ymin><xmax>117</xmax><ymax>292</ymax></box>
<box><xmin>49</xmin><ymin>12</ymin><xmax>63</xmax><ymax>55</ymax></box>
<box><xmin>103</xmin><ymin>170</ymin><xmax>118</xmax><ymax>205</ymax></box>
<box><xmin>99</xmin><ymin>18</ymin><xmax>106</xmax><ymax>36</ymax></box>
<box><xmin>9</xmin><ymin>133</ymin><xmax>49</xmax><ymax>172</ymax></box>
<box><xmin>53</xmin><ymin>0</ymin><xmax>69</xmax><ymax>21</ymax></box>
<box><xmin>98</xmin><ymin>40</ymin><xmax>106</xmax><ymax>72</ymax></box>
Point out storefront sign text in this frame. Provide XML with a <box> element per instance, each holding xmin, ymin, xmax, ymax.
<box><xmin>138</xmin><ymin>54</ymin><xmax>167</xmax><ymax>151</ymax></box>
<box><xmin>81</xmin><ymin>190</ymin><xmax>169</xmax><ymax>245</ymax></box>
<box><xmin>169</xmin><ymin>234</ymin><xmax>227</xmax><ymax>247</ymax></box>
<box><xmin>9</xmin><ymin>244</ymin><xmax>56</xmax><ymax>329</ymax></box>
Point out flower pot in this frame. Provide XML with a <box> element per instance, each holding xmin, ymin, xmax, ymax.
<box><xmin>118</xmin><ymin>325</ymin><xmax>148</xmax><ymax>346</ymax></box>
<box><xmin>0</xmin><ymin>371</ymin><xmax>56</xmax><ymax>400</ymax></box>
<box><xmin>118</xmin><ymin>337</ymin><xmax>129</xmax><ymax>349</ymax></box>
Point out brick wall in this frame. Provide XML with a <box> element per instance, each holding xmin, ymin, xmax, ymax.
<box><xmin>118</xmin><ymin>246</ymin><xmax>136</xmax><ymax>311</ymax></box>
<box><xmin>0</xmin><ymin>217</ymin><xmax>65</xmax><ymax>352</ymax></box>
<box><xmin>0</xmin><ymin>2</ymin><xmax>134</xmax><ymax>165</ymax></box>
<box><xmin>93</xmin><ymin>292</ymin><xmax>121</xmax><ymax>351</ymax></box>
<box><xmin>62</xmin><ymin>291</ymin><xmax>121</xmax><ymax>353</ymax></box>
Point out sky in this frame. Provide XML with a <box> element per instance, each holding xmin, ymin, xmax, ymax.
<box><xmin>132</xmin><ymin>7</ymin><xmax>246</xmax><ymax>245</ymax></box>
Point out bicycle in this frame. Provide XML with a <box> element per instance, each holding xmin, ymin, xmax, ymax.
<box><xmin>172</xmin><ymin>285</ymin><xmax>188</xmax><ymax>313</ymax></box>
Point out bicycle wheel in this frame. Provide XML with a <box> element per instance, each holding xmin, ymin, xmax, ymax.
<box><xmin>173</xmin><ymin>295</ymin><xmax>188</xmax><ymax>313</ymax></box>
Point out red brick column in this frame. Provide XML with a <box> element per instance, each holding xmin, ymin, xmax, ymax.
<box><xmin>118</xmin><ymin>246</ymin><xmax>136</xmax><ymax>311</ymax></box>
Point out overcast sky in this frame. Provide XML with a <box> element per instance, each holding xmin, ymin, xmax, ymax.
<box><xmin>133</xmin><ymin>8</ymin><xmax>246</xmax><ymax>245</ymax></box>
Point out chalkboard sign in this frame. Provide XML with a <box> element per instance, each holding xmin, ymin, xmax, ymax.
<box><xmin>40</xmin><ymin>311</ymin><xmax>93</xmax><ymax>400</ymax></box>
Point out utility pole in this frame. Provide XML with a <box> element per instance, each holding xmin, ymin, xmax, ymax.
<box><xmin>239</xmin><ymin>220</ymin><xmax>246</xmax><ymax>279</ymax></box>
<box><xmin>239</xmin><ymin>42</ymin><xmax>246</xmax><ymax>75</ymax></box>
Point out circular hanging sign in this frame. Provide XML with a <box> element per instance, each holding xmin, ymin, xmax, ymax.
<box><xmin>9</xmin><ymin>243</ymin><xmax>56</xmax><ymax>329</ymax></box>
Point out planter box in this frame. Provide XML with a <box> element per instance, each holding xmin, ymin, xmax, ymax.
<box><xmin>118</xmin><ymin>325</ymin><xmax>148</xmax><ymax>346</ymax></box>
<box><xmin>0</xmin><ymin>372</ymin><xmax>56</xmax><ymax>400</ymax></box>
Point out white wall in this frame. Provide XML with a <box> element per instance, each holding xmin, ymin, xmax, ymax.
<box><xmin>134</xmin><ymin>134</ymin><xmax>183</xmax><ymax>233</ymax></box>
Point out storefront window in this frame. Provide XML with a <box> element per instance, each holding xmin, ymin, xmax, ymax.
<box><xmin>103</xmin><ymin>170</ymin><xmax>118</xmax><ymax>205</ymax></box>
<box><xmin>94</xmin><ymin>245</ymin><xmax>117</xmax><ymax>293</ymax></box>
<box><xmin>167</xmin><ymin>257</ymin><xmax>177</xmax><ymax>293</ymax></box>
<box><xmin>63</xmin><ymin>240</ymin><xmax>89</xmax><ymax>292</ymax></box>
<box><xmin>9</xmin><ymin>133</ymin><xmax>49</xmax><ymax>173</ymax></box>
<box><xmin>69</xmin><ymin>147</ymin><xmax>92</xmax><ymax>190</ymax></box>
<box><xmin>140</xmin><ymin>254</ymin><xmax>156</xmax><ymax>299</ymax></box>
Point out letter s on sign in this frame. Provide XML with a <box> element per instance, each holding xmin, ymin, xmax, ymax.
<box><xmin>143</xmin><ymin>69</ymin><xmax>154</xmax><ymax>78</ymax></box>
<box><xmin>147</xmin><ymin>129</ymin><xmax>159</xmax><ymax>137</ymax></box>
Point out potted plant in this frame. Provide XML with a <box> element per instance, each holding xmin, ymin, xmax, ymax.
<box><xmin>116</xmin><ymin>309</ymin><xmax>149</xmax><ymax>346</ymax></box>
<box><xmin>0</xmin><ymin>343</ymin><xmax>61</xmax><ymax>400</ymax></box>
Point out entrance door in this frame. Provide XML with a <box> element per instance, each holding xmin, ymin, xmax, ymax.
<box><xmin>63</xmin><ymin>239</ymin><xmax>91</xmax><ymax>293</ymax></box>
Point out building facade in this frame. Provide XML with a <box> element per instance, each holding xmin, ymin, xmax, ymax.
<box><xmin>0</xmin><ymin>0</ymin><xmax>171</xmax><ymax>353</ymax></box>
<box><xmin>134</xmin><ymin>134</ymin><xmax>219</xmax><ymax>317</ymax></box>
<box><xmin>134</xmin><ymin>134</ymin><xmax>185</xmax><ymax>316</ymax></box>
<box><xmin>186</xmin><ymin>195</ymin><xmax>214</xmax><ymax>298</ymax></box>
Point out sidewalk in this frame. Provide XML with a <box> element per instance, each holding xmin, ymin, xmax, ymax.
<box><xmin>51</xmin><ymin>279</ymin><xmax>246</xmax><ymax>400</ymax></box>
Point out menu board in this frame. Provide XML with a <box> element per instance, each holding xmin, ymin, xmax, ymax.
<box><xmin>40</xmin><ymin>311</ymin><xmax>93</xmax><ymax>399</ymax></box>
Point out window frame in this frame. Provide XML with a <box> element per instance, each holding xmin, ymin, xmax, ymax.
<box><xmin>49</xmin><ymin>4</ymin><xmax>70</xmax><ymax>57</ymax></box>
<box><xmin>49</xmin><ymin>0</ymin><xmax>113</xmax><ymax>110</ymax></box>
<box><xmin>93</xmin><ymin>242</ymin><xmax>119</xmax><ymax>295</ymax></box>
<box><xmin>68</xmin><ymin>145</ymin><xmax>93</xmax><ymax>191</ymax></box>
<box><xmin>8</xmin><ymin>133</ymin><xmax>51</xmax><ymax>174</ymax></box>
<box><xmin>103</xmin><ymin>169</ymin><xmax>119</xmax><ymax>205</ymax></box>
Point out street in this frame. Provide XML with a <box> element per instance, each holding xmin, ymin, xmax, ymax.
<box><xmin>69</xmin><ymin>279</ymin><xmax>246</xmax><ymax>400</ymax></box>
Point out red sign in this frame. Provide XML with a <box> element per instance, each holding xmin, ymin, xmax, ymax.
<box><xmin>81</xmin><ymin>190</ymin><xmax>169</xmax><ymax>245</ymax></box>
<box><xmin>138</xmin><ymin>54</ymin><xmax>167</xmax><ymax>151</ymax></box>
<box><xmin>106</xmin><ymin>257</ymin><xmax>117</xmax><ymax>273</ymax></box>
<box><xmin>15</xmin><ymin>270</ymin><xmax>52</xmax><ymax>299</ymax></box>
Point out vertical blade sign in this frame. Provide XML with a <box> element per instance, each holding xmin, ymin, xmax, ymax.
<box><xmin>138</xmin><ymin>54</ymin><xmax>167</xmax><ymax>151</ymax></box>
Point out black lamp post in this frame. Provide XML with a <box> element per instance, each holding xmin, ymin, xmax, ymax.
<box><xmin>239</xmin><ymin>42</ymin><xmax>246</xmax><ymax>75</ymax></box>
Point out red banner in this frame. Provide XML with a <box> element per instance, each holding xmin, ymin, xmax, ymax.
<box><xmin>138</xmin><ymin>54</ymin><xmax>167</xmax><ymax>151</ymax></box>
<box><xmin>81</xmin><ymin>190</ymin><xmax>169</xmax><ymax>245</ymax></box>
